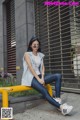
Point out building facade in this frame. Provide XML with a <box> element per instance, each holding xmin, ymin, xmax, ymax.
<box><xmin>0</xmin><ymin>0</ymin><xmax>80</xmax><ymax>92</ymax></box>
<box><xmin>0</xmin><ymin>0</ymin><xmax>35</xmax><ymax>82</ymax></box>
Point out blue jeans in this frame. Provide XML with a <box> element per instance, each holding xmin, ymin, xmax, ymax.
<box><xmin>31</xmin><ymin>73</ymin><xmax>62</xmax><ymax>108</ymax></box>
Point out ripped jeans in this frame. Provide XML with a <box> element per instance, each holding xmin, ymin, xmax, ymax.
<box><xmin>31</xmin><ymin>73</ymin><xmax>62</xmax><ymax>108</ymax></box>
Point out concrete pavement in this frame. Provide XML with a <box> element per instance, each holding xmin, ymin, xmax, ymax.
<box><xmin>13</xmin><ymin>92</ymin><xmax>80</xmax><ymax>120</ymax></box>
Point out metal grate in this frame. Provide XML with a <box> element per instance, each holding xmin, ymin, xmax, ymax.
<box><xmin>34</xmin><ymin>0</ymin><xmax>80</xmax><ymax>89</ymax></box>
<box><xmin>6</xmin><ymin>0</ymin><xmax>16</xmax><ymax>76</ymax></box>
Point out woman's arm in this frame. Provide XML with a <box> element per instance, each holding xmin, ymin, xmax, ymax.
<box><xmin>24</xmin><ymin>52</ymin><xmax>44</xmax><ymax>84</ymax></box>
<box><xmin>42</xmin><ymin>63</ymin><xmax>45</xmax><ymax>75</ymax></box>
<box><xmin>41</xmin><ymin>60</ymin><xmax>45</xmax><ymax>80</ymax></box>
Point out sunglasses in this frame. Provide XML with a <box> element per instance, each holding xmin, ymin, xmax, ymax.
<box><xmin>33</xmin><ymin>45</ymin><xmax>39</xmax><ymax>48</ymax></box>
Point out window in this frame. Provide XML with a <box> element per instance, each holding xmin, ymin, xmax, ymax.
<box><xmin>6</xmin><ymin>0</ymin><xmax>16</xmax><ymax>76</ymax></box>
<box><xmin>34</xmin><ymin>0</ymin><xmax>80</xmax><ymax>89</ymax></box>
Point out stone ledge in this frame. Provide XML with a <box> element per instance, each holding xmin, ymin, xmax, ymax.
<box><xmin>0</xmin><ymin>94</ymin><xmax>45</xmax><ymax>115</ymax></box>
<box><xmin>9</xmin><ymin>94</ymin><xmax>43</xmax><ymax>104</ymax></box>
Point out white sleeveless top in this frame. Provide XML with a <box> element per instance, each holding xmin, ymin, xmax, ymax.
<box><xmin>32</xmin><ymin>53</ymin><xmax>41</xmax><ymax>75</ymax></box>
<box><xmin>21</xmin><ymin>52</ymin><xmax>45</xmax><ymax>86</ymax></box>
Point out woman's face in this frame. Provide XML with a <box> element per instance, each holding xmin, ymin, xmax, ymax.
<box><xmin>31</xmin><ymin>40</ymin><xmax>39</xmax><ymax>52</ymax></box>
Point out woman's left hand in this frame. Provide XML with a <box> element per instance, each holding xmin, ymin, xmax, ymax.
<box><xmin>41</xmin><ymin>76</ymin><xmax>45</xmax><ymax>85</ymax></box>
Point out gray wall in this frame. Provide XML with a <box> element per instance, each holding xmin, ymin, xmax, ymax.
<box><xmin>0</xmin><ymin>1</ymin><xmax>4</xmax><ymax>72</ymax></box>
<box><xmin>15</xmin><ymin>0</ymin><xmax>35</xmax><ymax>83</ymax></box>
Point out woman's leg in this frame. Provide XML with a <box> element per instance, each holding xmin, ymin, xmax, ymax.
<box><xmin>44</xmin><ymin>73</ymin><xmax>62</xmax><ymax>98</ymax></box>
<box><xmin>31</xmin><ymin>75</ymin><xmax>61</xmax><ymax>108</ymax></box>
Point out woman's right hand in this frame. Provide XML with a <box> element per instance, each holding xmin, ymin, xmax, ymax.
<box><xmin>38</xmin><ymin>78</ymin><xmax>45</xmax><ymax>85</ymax></box>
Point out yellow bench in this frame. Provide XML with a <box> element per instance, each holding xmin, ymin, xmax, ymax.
<box><xmin>0</xmin><ymin>84</ymin><xmax>53</xmax><ymax>107</ymax></box>
<box><xmin>0</xmin><ymin>84</ymin><xmax>52</xmax><ymax>120</ymax></box>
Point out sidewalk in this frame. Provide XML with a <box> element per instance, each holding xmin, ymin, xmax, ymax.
<box><xmin>13</xmin><ymin>92</ymin><xmax>80</xmax><ymax>120</ymax></box>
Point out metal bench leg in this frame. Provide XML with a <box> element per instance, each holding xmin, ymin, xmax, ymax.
<box><xmin>1</xmin><ymin>90</ymin><xmax>9</xmax><ymax>120</ymax></box>
<box><xmin>46</xmin><ymin>84</ymin><xmax>53</xmax><ymax>97</ymax></box>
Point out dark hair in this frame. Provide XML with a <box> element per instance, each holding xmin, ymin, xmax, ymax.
<box><xmin>27</xmin><ymin>36</ymin><xmax>41</xmax><ymax>52</ymax></box>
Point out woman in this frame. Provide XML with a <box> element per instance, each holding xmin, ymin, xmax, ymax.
<box><xmin>21</xmin><ymin>36</ymin><xmax>73</xmax><ymax>115</ymax></box>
